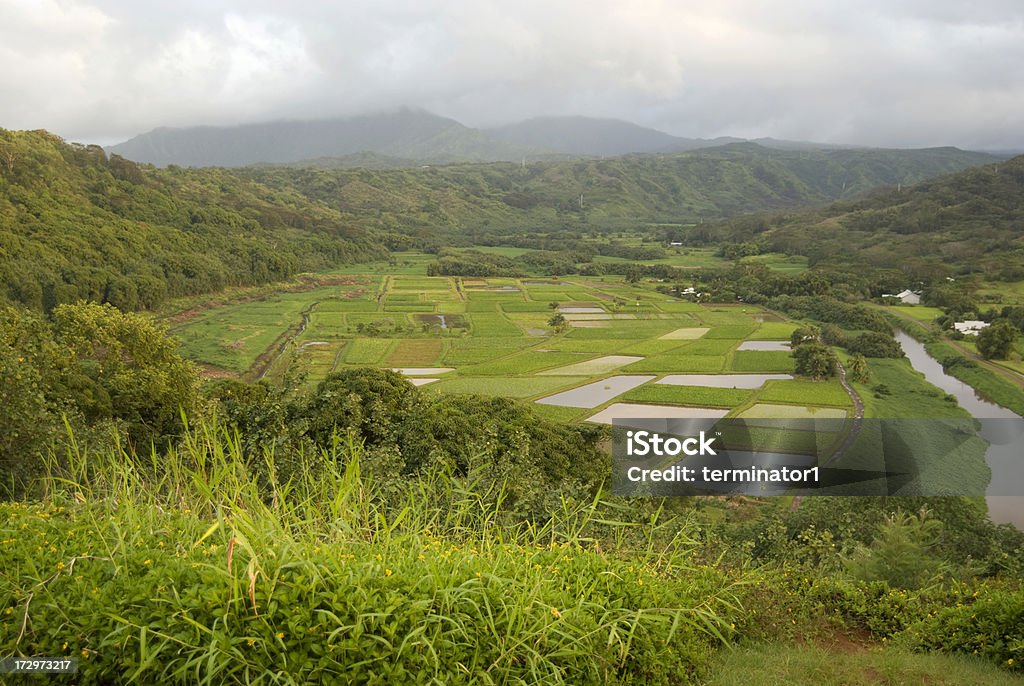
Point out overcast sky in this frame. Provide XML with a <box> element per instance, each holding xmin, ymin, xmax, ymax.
<box><xmin>2</xmin><ymin>0</ymin><xmax>1022</xmax><ymax>150</ymax></box>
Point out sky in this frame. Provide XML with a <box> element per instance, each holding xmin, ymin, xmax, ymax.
<box><xmin>2</xmin><ymin>0</ymin><xmax>1023</xmax><ymax>150</ymax></box>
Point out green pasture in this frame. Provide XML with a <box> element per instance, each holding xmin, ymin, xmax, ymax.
<box><xmin>885</xmin><ymin>304</ymin><xmax>943</xmax><ymax>322</ymax></box>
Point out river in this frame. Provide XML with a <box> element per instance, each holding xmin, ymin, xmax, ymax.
<box><xmin>895</xmin><ymin>332</ymin><xmax>1024</xmax><ymax>528</ymax></box>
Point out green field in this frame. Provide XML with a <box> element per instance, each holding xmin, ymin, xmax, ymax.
<box><xmin>168</xmin><ymin>270</ymin><xmax>868</xmax><ymax>424</ymax></box>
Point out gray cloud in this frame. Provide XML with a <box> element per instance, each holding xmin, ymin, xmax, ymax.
<box><xmin>1</xmin><ymin>0</ymin><xmax>1021</xmax><ymax>149</ymax></box>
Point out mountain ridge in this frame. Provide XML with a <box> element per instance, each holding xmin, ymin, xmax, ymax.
<box><xmin>106</xmin><ymin>110</ymin><xmax>995</xmax><ymax>169</ymax></box>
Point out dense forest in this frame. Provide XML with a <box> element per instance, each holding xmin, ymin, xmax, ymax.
<box><xmin>702</xmin><ymin>155</ymin><xmax>1024</xmax><ymax>280</ymax></box>
<box><xmin>0</xmin><ymin>128</ymin><xmax>1003</xmax><ymax>315</ymax></box>
<box><xmin>0</xmin><ymin>130</ymin><xmax>385</xmax><ymax>312</ymax></box>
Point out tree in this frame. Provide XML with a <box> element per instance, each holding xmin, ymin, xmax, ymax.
<box><xmin>976</xmin><ymin>320</ymin><xmax>1017</xmax><ymax>360</ymax></box>
<box><xmin>793</xmin><ymin>342</ymin><xmax>837</xmax><ymax>379</ymax></box>
<box><xmin>790</xmin><ymin>325</ymin><xmax>821</xmax><ymax>347</ymax></box>
<box><xmin>52</xmin><ymin>302</ymin><xmax>201</xmax><ymax>448</ymax></box>
<box><xmin>846</xmin><ymin>331</ymin><xmax>903</xmax><ymax>358</ymax></box>
<box><xmin>847</xmin><ymin>353</ymin><xmax>870</xmax><ymax>383</ymax></box>
<box><xmin>548</xmin><ymin>312</ymin><xmax>568</xmax><ymax>332</ymax></box>
<box><xmin>843</xmin><ymin>510</ymin><xmax>949</xmax><ymax>590</ymax></box>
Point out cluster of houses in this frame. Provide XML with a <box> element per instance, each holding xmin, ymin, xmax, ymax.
<box><xmin>882</xmin><ymin>288</ymin><xmax>991</xmax><ymax>336</ymax></box>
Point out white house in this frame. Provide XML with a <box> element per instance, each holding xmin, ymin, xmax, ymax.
<box><xmin>954</xmin><ymin>320</ymin><xmax>990</xmax><ymax>336</ymax></box>
<box><xmin>882</xmin><ymin>289</ymin><xmax>921</xmax><ymax>305</ymax></box>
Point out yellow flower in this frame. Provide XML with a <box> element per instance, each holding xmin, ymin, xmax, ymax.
<box><xmin>56</xmin><ymin>562</ymin><xmax>65</xmax><ymax>570</ymax></box>
<box><xmin>3</xmin><ymin>607</ymin><xmax>12</xmax><ymax>615</ymax></box>
<box><xmin>385</xmin><ymin>568</ymin><xmax>393</xmax><ymax>577</ymax></box>
<box><xmin>550</xmin><ymin>607</ymin><xmax>561</xmax><ymax>619</ymax></box>
<box><xmin>143</xmin><ymin>559</ymin><xmax>152</xmax><ymax>566</ymax></box>
<box><xmin>62</xmin><ymin>642</ymin><xmax>68</xmax><ymax>650</ymax></box>
<box><xmin>276</xmin><ymin>632</ymin><xmax>284</xmax><ymax>640</ymax></box>
<box><xmin>247</xmin><ymin>639</ymin><xmax>256</xmax><ymax>647</ymax></box>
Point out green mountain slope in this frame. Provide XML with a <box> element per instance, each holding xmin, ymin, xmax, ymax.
<box><xmin>243</xmin><ymin>143</ymin><xmax>1000</xmax><ymax>243</ymax></box>
<box><xmin>710</xmin><ymin>154</ymin><xmax>1024</xmax><ymax>279</ymax></box>
<box><xmin>0</xmin><ymin>129</ymin><xmax>386</xmax><ymax>311</ymax></box>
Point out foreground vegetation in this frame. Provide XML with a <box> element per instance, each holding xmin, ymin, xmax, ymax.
<box><xmin>2</xmin><ymin>421</ymin><xmax>1023</xmax><ymax>684</ymax></box>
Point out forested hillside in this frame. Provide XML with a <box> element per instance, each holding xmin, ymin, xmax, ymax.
<box><xmin>244</xmin><ymin>143</ymin><xmax>998</xmax><ymax>246</ymax></box>
<box><xmin>705</xmin><ymin>154</ymin><xmax>1024</xmax><ymax>280</ymax></box>
<box><xmin>0</xmin><ymin>129</ymin><xmax>386</xmax><ymax>311</ymax></box>
<box><xmin>0</xmin><ymin>127</ymin><xmax>1001</xmax><ymax>312</ymax></box>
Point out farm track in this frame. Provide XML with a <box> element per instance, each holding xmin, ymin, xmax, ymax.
<box><xmin>824</xmin><ymin>359</ymin><xmax>865</xmax><ymax>467</ymax></box>
<box><xmin>247</xmin><ymin>301</ymin><xmax>320</xmax><ymax>382</ymax></box>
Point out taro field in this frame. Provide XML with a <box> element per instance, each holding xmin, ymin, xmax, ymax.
<box><xmin>167</xmin><ymin>267</ymin><xmax>853</xmax><ymax>425</ymax></box>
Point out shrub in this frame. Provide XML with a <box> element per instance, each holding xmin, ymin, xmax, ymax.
<box><xmin>900</xmin><ymin>590</ymin><xmax>1024</xmax><ymax>672</ymax></box>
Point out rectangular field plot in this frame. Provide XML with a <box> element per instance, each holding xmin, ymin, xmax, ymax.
<box><xmin>888</xmin><ymin>306</ymin><xmax>943</xmax><ymax>322</ymax></box>
<box><xmin>460</xmin><ymin>351</ymin><xmax>584</xmax><ymax>376</ymax></box>
<box><xmin>621</xmin><ymin>355</ymin><xmax>726</xmax><ymax>373</ymax></box>
<box><xmin>538</xmin><ymin>355</ymin><xmax>644</xmax><ymax>376</ymax></box>
<box><xmin>586</xmin><ymin>403</ymin><xmax>729</xmax><ymax>425</ymax></box>
<box><xmin>428</xmin><ymin>376</ymin><xmax>588</xmax><ymax>398</ymax></box>
<box><xmin>680</xmin><ymin>339</ymin><xmax>740</xmax><ymax>356</ymax></box>
<box><xmin>652</xmin><ymin>301</ymin><xmax>704</xmax><ymax>313</ymax></box>
<box><xmin>442</xmin><ymin>338</ymin><xmax>532</xmax><ymax>365</ymax></box>
<box><xmin>737</xmin><ymin>403</ymin><xmax>847</xmax><ymax>420</ymax></box>
<box><xmin>535</xmin><ymin>376</ymin><xmax>655</xmax><ymax>408</ymax></box>
<box><xmin>657</xmin><ymin>373</ymin><xmax>791</xmax><ymax>388</ymax></box>
<box><xmin>737</xmin><ymin>340</ymin><xmax>790</xmax><ymax>351</ymax></box>
<box><xmin>566</xmin><ymin>320</ymin><xmax>680</xmax><ymax>340</ymax></box>
<box><xmin>296</xmin><ymin>341</ymin><xmax>344</xmax><ymax>375</ymax></box>
<box><xmin>500</xmin><ymin>302</ymin><xmax>556</xmax><ymax>313</ymax></box>
<box><xmin>391</xmin><ymin>277</ymin><xmax>452</xmax><ymax>289</ymax></box>
<box><xmin>468</xmin><ymin>313</ymin><xmax>524</xmax><ymax>337</ymax></box>
<box><xmin>547</xmin><ymin>339</ymin><xmax>626</xmax><ymax>354</ymax></box>
<box><xmin>696</xmin><ymin>309</ymin><xmax>759</xmax><ymax>326</ymax></box>
<box><xmin>615</xmin><ymin>340</ymin><xmax>690</xmax><ymax>356</ymax></box>
<box><xmin>383</xmin><ymin>302</ymin><xmax>436</xmax><ymax>313</ymax></box>
<box><xmin>621</xmin><ymin>384</ymin><xmax>753</xmax><ymax>408</ymax></box>
<box><xmin>730</xmin><ymin>351</ymin><xmax>796</xmax><ymax>373</ymax></box>
<box><xmin>316</xmin><ymin>299</ymin><xmax>379</xmax><ymax>312</ymax></box>
<box><xmin>756</xmin><ymin>380</ymin><xmax>852</xmax><ymax>407</ymax></box>
<box><xmin>659</xmin><ymin>327</ymin><xmax>710</xmax><ymax>340</ymax></box>
<box><xmin>703</xmin><ymin>324</ymin><xmax>758</xmax><ymax>339</ymax></box>
<box><xmin>343</xmin><ymin>339</ymin><xmax>397</xmax><ymax>365</ymax></box>
<box><xmin>304</xmin><ymin>312</ymin><xmax>349</xmax><ymax>337</ymax></box>
<box><xmin>385</xmin><ymin>340</ymin><xmax>445</xmax><ymax>366</ymax></box>
<box><xmin>748</xmin><ymin>322</ymin><xmax>799</xmax><ymax>340</ymax></box>
<box><xmin>391</xmin><ymin>367</ymin><xmax>454</xmax><ymax>375</ymax></box>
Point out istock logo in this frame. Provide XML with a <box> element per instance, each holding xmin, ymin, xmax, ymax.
<box><xmin>625</xmin><ymin>430</ymin><xmax>717</xmax><ymax>457</ymax></box>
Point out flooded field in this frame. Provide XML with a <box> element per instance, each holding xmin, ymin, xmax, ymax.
<box><xmin>535</xmin><ymin>376</ymin><xmax>655</xmax><ymax>408</ymax></box>
<box><xmin>659</xmin><ymin>327</ymin><xmax>710</xmax><ymax>340</ymax></box>
<box><xmin>539</xmin><ymin>355</ymin><xmax>644</xmax><ymax>376</ymax></box>
<box><xmin>737</xmin><ymin>340</ymin><xmax>790</xmax><ymax>351</ymax></box>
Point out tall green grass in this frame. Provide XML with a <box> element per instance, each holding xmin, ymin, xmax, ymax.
<box><xmin>1</xmin><ymin>422</ymin><xmax>744</xmax><ymax>684</ymax></box>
